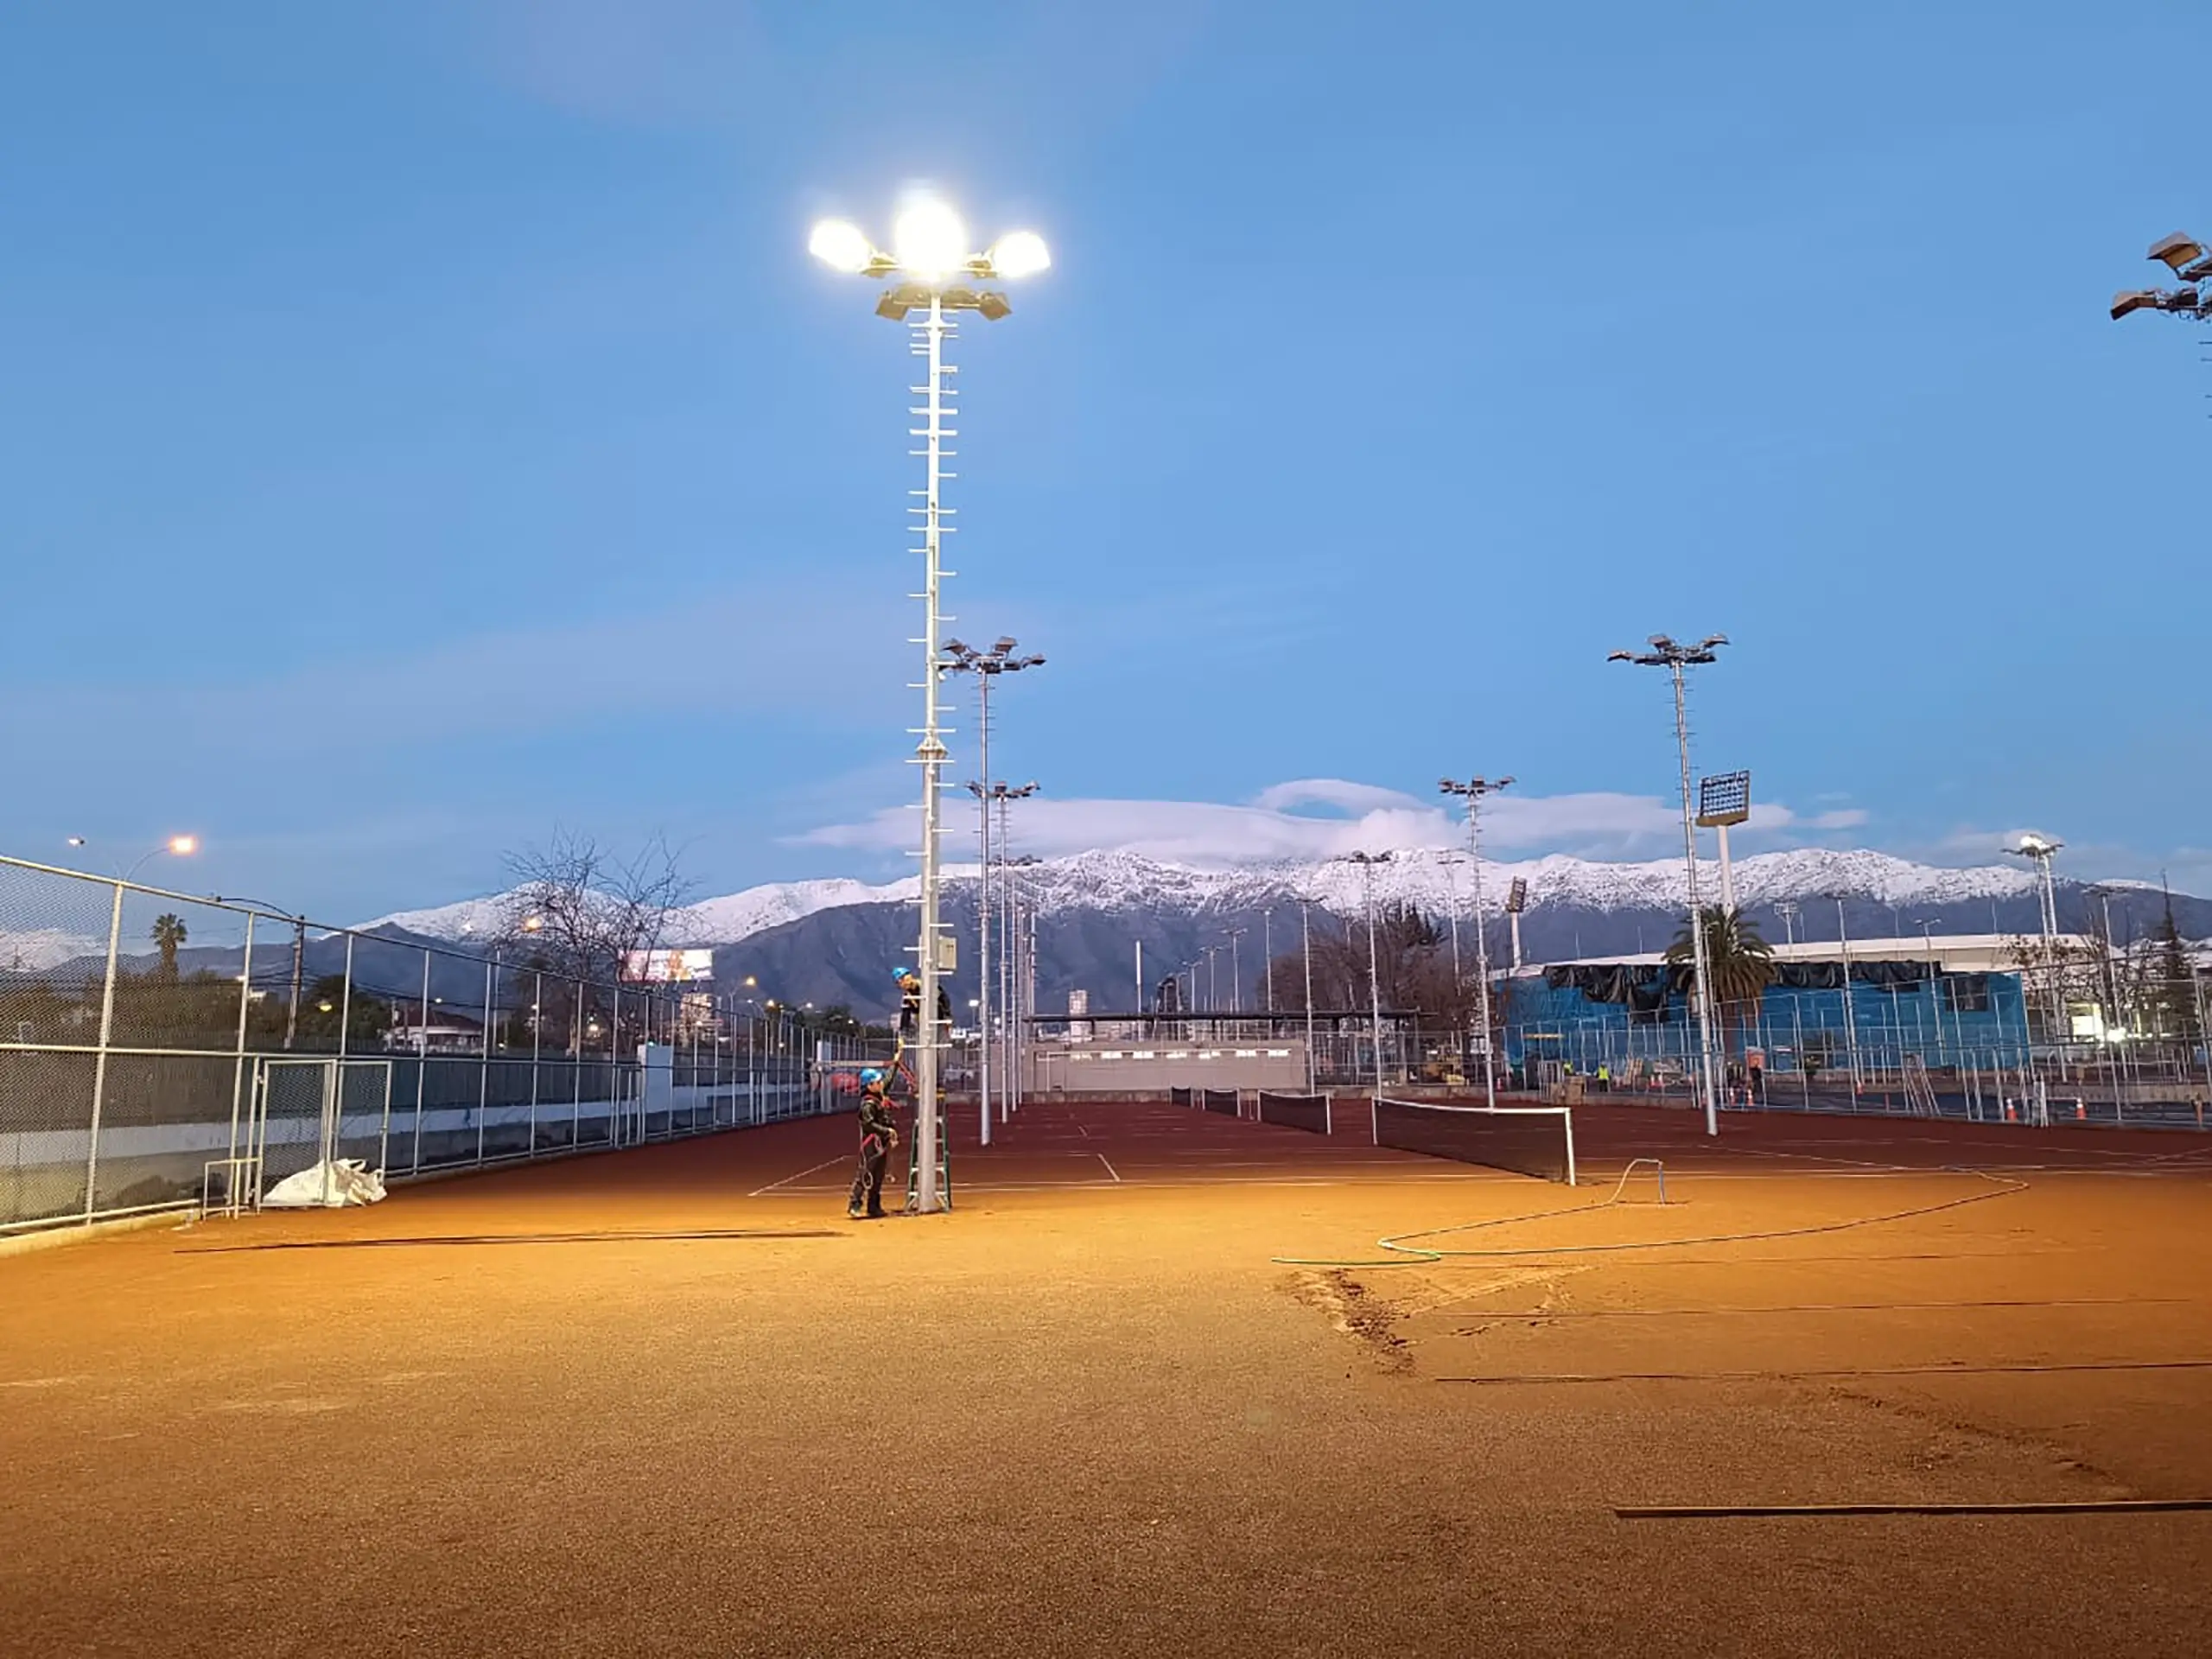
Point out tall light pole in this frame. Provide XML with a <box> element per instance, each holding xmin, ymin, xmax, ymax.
<box><xmin>1300</xmin><ymin>895</ymin><xmax>1316</xmax><ymax>1091</ymax></box>
<box><xmin>1339</xmin><ymin>851</ymin><xmax>1392</xmax><ymax>1096</ymax></box>
<box><xmin>1001</xmin><ymin>849</ymin><xmax>1041</xmax><ymax>1123</ymax></box>
<box><xmin>1609</xmin><ymin>634</ymin><xmax>1727</xmax><ymax>1136</ymax></box>
<box><xmin>810</xmin><ymin>204</ymin><xmax>1051</xmax><ymax>1212</ymax></box>
<box><xmin>1504</xmin><ymin>876</ymin><xmax>1528</xmax><ymax>972</ymax></box>
<box><xmin>2110</xmin><ymin>232</ymin><xmax>2212</xmax><ymax>322</ymax></box>
<box><xmin>1224</xmin><ymin>927</ymin><xmax>1248</xmax><ymax>1015</ymax></box>
<box><xmin>1440</xmin><ymin>778</ymin><xmax>1511</xmax><ymax>1109</ymax></box>
<box><xmin>1438</xmin><ymin>852</ymin><xmax>1465</xmax><ymax>1003</ymax></box>
<box><xmin>947</xmin><ymin>638</ymin><xmax>1042</xmax><ymax>1146</ymax></box>
<box><xmin>2006</xmin><ymin>833</ymin><xmax>2066</xmax><ymax>1047</ymax></box>
<box><xmin>1262</xmin><ymin>910</ymin><xmax>1274</xmax><ymax>1014</ymax></box>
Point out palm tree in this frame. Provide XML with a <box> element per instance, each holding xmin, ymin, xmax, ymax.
<box><xmin>1665</xmin><ymin>906</ymin><xmax>1777</xmax><ymax>1059</ymax></box>
<box><xmin>150</xmin><ymin>912</ymin><xmax>188</xmax><ymax>980</ymax></box>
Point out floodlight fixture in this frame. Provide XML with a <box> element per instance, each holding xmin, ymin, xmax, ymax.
<box><xmin>2149</xmin><ymin>232</ymin><xmax>2206</xmax><ymax>274</ymax></box>
<box><xmin>894</xmin><ymin>200</ymin><xmax>969</xmax><ymax>282</ymax></box>
<box><xmin>987</xmin><ymin>230</ymin><xmax>1052</xmax><ymax>279</ymax></box>
<box><xmin>1695</xmin><ymin>770</ymin><xmax>1752</xmax><ymax>829</ymax></box>
<box><xmin>808</xmin><ymin>219</ymin><xmax>882</xmax><ymax>275</ymax></box>
<box><xmin>1504</xmin><ymin>877</ymin><xmax>1529</xmax><ymax>915</ymax></box>
<box><xmin>2110</xmin><ymin>232</ymin><xmax>2212</xmax><ymax>322</ymax></box>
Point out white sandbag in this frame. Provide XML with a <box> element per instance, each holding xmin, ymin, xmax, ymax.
<box><xmin>262</xmin><ymin>1159</ymin><xmax>387</xmax><ymax>1208</ymax></box>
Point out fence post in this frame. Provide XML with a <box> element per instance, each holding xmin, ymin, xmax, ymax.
<box><xmin>529</xmin><ymin>969</ymin><xmax>542</xmax><ymax>1155</ymax></box>
<box><xmin>477</xmin><ymin>954</ymin><xmax>494</xmax><ymax>1164</ymax></box>
<box><xmin>228</xmin><ymin>912</ymin><xmax>256</xmax><ymax>1167</ymax></box>
<box><xmin>414</xmin><ymin>949</ymin><xmax>430</xmax><ymax>1174</ymax></box>
<box><xmin>79</xmin><ymin>880</ymin><xmax>127</xmax><ymax>1222</ymax></box>
<box><xmin>339</xmin><ymin>931</ymin><xmax>355</xmax><ymax>1058</ymax></box>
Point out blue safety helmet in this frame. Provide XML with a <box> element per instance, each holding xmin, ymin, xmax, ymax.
<box><xmin>892</xmin><ymin>966</ymin><xmax>917</xmax><ymax>982</ymax></box>
<box><xmin>858</xmin><ymin>1067</ymin><xmax>885</xmax><ymax>1088</ymax></box>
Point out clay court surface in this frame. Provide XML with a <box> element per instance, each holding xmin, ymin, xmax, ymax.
<box><xmin>4</xmin><ymin>1097</ymin><xmax>2210</xmax><ymax>1656</ymax></box>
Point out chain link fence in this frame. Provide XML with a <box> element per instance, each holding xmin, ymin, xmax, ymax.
<box><xmin>0</xmin><ymin>855</ymin><xmax>885</xmax><ymax>1234</ymax></box>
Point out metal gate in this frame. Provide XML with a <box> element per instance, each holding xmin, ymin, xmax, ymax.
<box><xmin>247</xmin><ymin>1058</ymin><xmax>393</xmax><ymax>1206</ymax></box>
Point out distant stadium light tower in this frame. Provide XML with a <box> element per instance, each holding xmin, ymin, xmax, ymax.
<box><xmin>2110</xmin><ymin>232</ymin><xmax>2212</xmax><ymax>321</ymax></box>
<box><xmin>947</xmin><ymin>638</ymin><xmax>1044</xmax><ymax>1148</ymax></box>
<box><xmin>2005</xmin><ymin>832</ymin><xmax>2067</xmax><ymax>1043</ymax></box>
<box><xmin>1338</xmin><ymin>851</ymin><xmax>1394</xmax><ymax>1095</ymax></box>
<box><xmin>1695</xmin><ymin>770</ymin><xmax>1752</xmax><ymax>915</ymax></box>
<box><xmin>1609</xmin><ymin>633</ymin><xmax>1729</xmax><ymax>1137</ymax></box>
<box><xmin>1439</xmin><ymin>778</ymin><xmax>1512</xmax><ymax>1109</ymax></box>
<box><xmin>810</xmin><ymin>203</ymin><xmax>1051</xmax><ymax>1214</ymax></box>
<box><xmin>1504</xmin><ymin>876</ymin><xmax>1529</xmax><ymax>972</ymax></box>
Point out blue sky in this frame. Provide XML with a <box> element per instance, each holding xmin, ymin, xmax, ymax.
<box><xmin>4</xmin><ymin>0</ymin><xmax>2209</xmax><ymax>919</ymax></box>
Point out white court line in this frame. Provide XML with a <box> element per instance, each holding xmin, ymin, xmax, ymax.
<box><xmin>1097</xmin><ymin>1153</ymin><xmax>1121</xmax><ymax>1183</ymax></box>
<box><xmin>748</xmin><ymin>1155</ymin><xmax>847</xmax><ymax>1198</ymax></box>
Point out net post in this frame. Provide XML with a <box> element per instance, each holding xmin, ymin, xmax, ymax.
<box><xmin>1562</xmin><ymin>1106</ymin><xmax>1578</xmax><ymax>1187</ymax></box>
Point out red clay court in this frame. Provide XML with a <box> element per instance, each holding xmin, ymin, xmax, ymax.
<box><xmin>4</xmin><ymin>1095</ymin><xmax>2209</xmax><ymax>1656</ymax></box>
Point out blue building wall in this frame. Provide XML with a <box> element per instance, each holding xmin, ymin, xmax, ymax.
<box><xmin>1497</xmin><ymin>962</ymin><xmax>2032</xmax><ymax>1077</ymax></box>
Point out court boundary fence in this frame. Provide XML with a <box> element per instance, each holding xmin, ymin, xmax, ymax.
<box><xmin>0</xmin><ymin>854</ymin><xmax>885</xmax><ymax>1235</ymax></box>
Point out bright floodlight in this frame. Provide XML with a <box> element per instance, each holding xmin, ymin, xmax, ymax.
<box><xmin>168</xmin><ymin>835</ymin><xmax>198</xmax><ymax>856</ymax></box>
<box><xmin>809</xmin><ymin>219</ymin><xmax>875</xmax><ymax>274</ymax></box>
<box><xmin>988</xmin><ymin>230</ymin><xmax>1051</xmax><ymax>279</ymax></box>
<box><xmin>893</xmin><ymin>200</ymin><xmax>969</xmax><ymax>281</ymax></box>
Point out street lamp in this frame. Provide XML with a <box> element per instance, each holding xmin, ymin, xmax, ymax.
<box><xmin>1224</xmin><ymin>927</ymin><xmax>1248</xmax><ymax>1014</ymax></box>
<box><xmin>1609</xmin><ymin>633</ymin><xmax>1728</xmax><ymax>1135</ymax></box>
<box><xmin>1439</xmin><ymin>778</ymin><xmax>1512</xmax><ymax>1109</ymax></box>
<box><xmin>811</xmin><ymin>200</ymin><xmax>1051</xmax><ymax>1215</ymax></box>
<box><xmin>2110</xmin><ymin>232</ymin><xmax>2212</xmax><ymax>321</ymax></box>
<box><xmin>947</xmin><ymin>637</ymin><xmax>1045</xmax><ymax>1149</ymax></box>
<box><xmin>73</xmin><ymin>835</ymin><xmax>199</xmax><ymax>884</ymax></box>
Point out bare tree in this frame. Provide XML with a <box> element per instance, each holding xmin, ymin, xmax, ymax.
<box><xmin>498</xmin><ymin>830</ymin><xmax>697</xmax><ymax>988</ymax></box>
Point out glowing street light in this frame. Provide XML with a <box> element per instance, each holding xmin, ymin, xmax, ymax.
<box><xmin>810</xmin><ymin>198</ymin><xmax>1051</xmax><ymax>1216</ymax></box>
<box><xmin>117</xmin><ymin>836</ymin><xmax>198</xmax><ymax>882</ymax></box>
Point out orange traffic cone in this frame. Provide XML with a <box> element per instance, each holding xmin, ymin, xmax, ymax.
<box><xmin>2075</xmin><ymin>1099</ymin><xmax>2087</xmax><ymax>1122</ymax></box>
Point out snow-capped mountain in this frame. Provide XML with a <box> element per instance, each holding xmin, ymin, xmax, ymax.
<box><xmin>364</xmin><ymin>846</ymin><xmax>2047</xmax><ymax>947</ymax></box>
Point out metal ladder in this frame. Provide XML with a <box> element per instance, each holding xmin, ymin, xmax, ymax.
<box><xmin>1903</xmin><ymin>1054</ymin><xmax>1941</xmax><ymax>1118</ymax></box>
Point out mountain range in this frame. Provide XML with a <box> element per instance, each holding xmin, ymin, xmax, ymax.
<box><xmin>358</xmin><ymin>849</ymin><xmax>2211</xmax><ymax>1022</ymax></box>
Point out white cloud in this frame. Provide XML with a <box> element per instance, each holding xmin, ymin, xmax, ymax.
<box><xmin>798</xmin><ymin>777</ymin><xmax>1869</xmax><ymax>868</ymax></box>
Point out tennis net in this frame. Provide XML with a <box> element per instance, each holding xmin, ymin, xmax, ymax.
<box><xmin>1371</xmin><ymin>1097</ymin><xmax>1577</xmax><ymax>1185</ymax></box>
<box><xmin>1256</xmin><ymin>1090</ymin><xmax>1332</xmax><ymax>1135</ymax></box>
<box><xmin>1201</xmin><ymin>1088</ymin><xmax>1242</xmax><ymax>1118</ymax></box>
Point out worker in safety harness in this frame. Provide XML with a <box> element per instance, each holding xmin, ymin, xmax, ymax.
<box><xmin>848</xmin><ymin>1069</ymin><xmax>899</xmax><ymax>1220</ymax></box>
